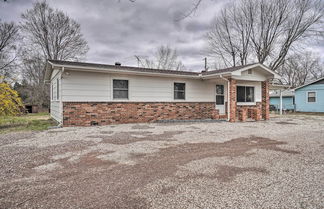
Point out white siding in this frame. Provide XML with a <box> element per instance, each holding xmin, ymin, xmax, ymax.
<box><xmin>62</xmin><ymin>71</ymin><xmax>110</xmax><ymax>102</ymax></box>
<box><xmin>50</xmin><ymin>101</ymin><xmax>61</xmax><ymax>122</ymax></box>
<box><xmin>60</xmin><ymin>70</ymin><xmax>262</xmax><ymax>107</ymax></box>
<box><xmin>61</xmin><ymin>70</ymin><xmax>216</xmax><ymax>102</ymax></box>
<box><xmin>50</xmin><ymin>69</ymin><xmax>62</xmax><ymax>123</ymax></box>
<box><xmin>233</xmin><ymin>68</ymin><xmax>269</xmax><ymax>81</ymax></box>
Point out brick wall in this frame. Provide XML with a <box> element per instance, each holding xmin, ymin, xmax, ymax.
<box><xmin>237</xmin><ymin>102</ymin><xmax>262</xmax><ymax>121</ymax></box>
<box><xmin>229</xmin><ymin>78</ymin><xmax>237</xmax><ymax>122</ymax></box>
<box><xmin>63</xmin><ymin>102</ymin><xmax>219</xmax><ymax>127</ymax></box>
<box><xmin>261</xmin><ymin>81</ymin><xmax>270</xmax><ymax>120</ymax></box>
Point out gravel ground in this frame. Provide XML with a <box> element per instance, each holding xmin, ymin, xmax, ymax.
<box><xmin>0</xmin><ymin>115</ymin><xmax>323</xmax><ymax>209</ymax></box>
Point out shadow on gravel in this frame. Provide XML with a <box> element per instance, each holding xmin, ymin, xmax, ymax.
<box><xmin>275</xmin><ymin>121</ymin><xmax>298</xmax><ymax>125</ymax></box>
<box><xmin>87</xmin><ymin>131</ymin><xmax>184</xmax><ymax>145</ymax></box>
<box><xmin>0</xmin><ymin>135</ymin><xmax>300</xmax><ymax>209</ymax></box>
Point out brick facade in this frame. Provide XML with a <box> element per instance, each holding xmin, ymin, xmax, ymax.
<box><xmin>63</xmin><ymin>102</ymin><xmax>219</xmax><ymax>127</ymax></box>
<box><xmin>229</xmin><ymin>78</ymin><xmax>267</xmax><ymax>122</ymax></box>
<box><xmin>237</xmin><ymin>103</ymin><xmax>262</xmax><ymax>121</ymax></box>
<box><xmin>228</xmin><ymin>78</ymin><xmax>237</xmax><ymax>122</ymax></box>
<box><xmin>261</xmin><ymin>81</ymin><xmax>270</xmax><ymax>120</ymax></box>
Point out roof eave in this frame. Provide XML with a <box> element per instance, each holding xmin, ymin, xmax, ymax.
<box><xmin>44</xmin><ymin>61</ymin><xmax>54</xmax><ymax>82</ymax></box>
<box><xmin>48</xmin><ymin>62</ymin><xmax>200</xmax><ymax>79</ymax></box>
<box><xmin>294</xmin><ymin>77</ymin><xmax>324</xmax><ymax>90</ymax></box>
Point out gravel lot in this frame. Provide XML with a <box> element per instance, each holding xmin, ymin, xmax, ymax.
<box><xmin>0</xmin><ymin>115</ymin><xmax>323</xmax><ymax>209</ymax></box>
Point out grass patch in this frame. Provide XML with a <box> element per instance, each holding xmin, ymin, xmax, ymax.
<box><xmin>0</xmin><ymin>112</ymin><xmax>58</xmax><ymax>134</ymax></box>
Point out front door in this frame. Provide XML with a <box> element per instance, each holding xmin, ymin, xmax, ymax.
<box><xmin>216</xmin><ymin>85</ymin><xmax>225</xmax><ymax>114</ymax></box>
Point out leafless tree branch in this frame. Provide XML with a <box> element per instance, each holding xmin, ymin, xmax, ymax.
<box><xmin>135</xmin><ymin>45</ymin><xmax>186</xmax><ymax>71</ymax></box>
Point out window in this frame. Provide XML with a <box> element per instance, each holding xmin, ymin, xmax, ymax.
<box><xmin>248</xmin><ymin>69</ymin><xmax>252</xmax><ymax>74</ymax></box>
<box><xmin>174</xmin><ymin>83</ymin><xmax>185</xmax><ymax>100</ymax></box>
<box><xmin>307</xmin><ymin>92</ymin><xmax>316</xmax><ymax>103</ymax></box>
<box><xmin>237</xmin><ymin>86</ymin><xmax>254</xmax><ymax>102</ymax></box>
<box><xmin>56</xmin><ymin>79</ymin><xmax>59</xmax><ymax>100</ymax></box>
<box><xmin>216</xmin><ymin>85</ymin><xmax>224</xmax><ymax>105</ymax></box>
<box><xmin>113</xmin><ymin>79</ymin><xmax>129</xmax><ymax>99</ymax></box>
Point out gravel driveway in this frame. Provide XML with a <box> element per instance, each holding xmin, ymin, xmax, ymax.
<box><xmin>0</xmin><ymin>115</ymin><xmax>323</xmax><ymax>209</ymax></box>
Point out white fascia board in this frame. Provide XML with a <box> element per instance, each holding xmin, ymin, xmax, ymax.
<box><xmin>50</xmin><ymin>63</ymin><xmax>201</xmax><ymax>79</ymax></box>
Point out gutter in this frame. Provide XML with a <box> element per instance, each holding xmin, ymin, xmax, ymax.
<box><xmin>219</xmin><ymin>75</ymin><xmax>230</xmax><ymax>122</ymax></box>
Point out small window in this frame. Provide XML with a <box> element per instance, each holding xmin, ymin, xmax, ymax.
<box><xmin>237</xmin><ymin>86</ymin><xmax>255</xmax><ymax>102</ymax></box>
<box><xmin>248</xmin><ymin>69</ymin><xmax>252</xmax><ymax>74</ymax></box>
<box><xmin>174</xmin><ymin>83</ymin><xmax>185</xmax><ymax>100</ymax></box>
<box><xmin>216</xmin><ymin>85</ymin><xmax>225</xmax><ymax>105</ymax></box>
<box><xmin>113</xmin><ymin>79</ymin><xmax>129</xmax><ymax>99</ymax></box>
<box><xmin>56</xmin><ymin>79</ymin><xmax>59</xmax><ymax>100</ymax></box>
<box><xmin>308</xmin><ymin>92</ymin><xmax>316</xmax><ymax>103</ymax></box>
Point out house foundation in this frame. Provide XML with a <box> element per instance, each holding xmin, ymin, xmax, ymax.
<box><xmin>63</xmin><ymin>102</ymin><xmax>220</xmax><ymax>127</ymax></box>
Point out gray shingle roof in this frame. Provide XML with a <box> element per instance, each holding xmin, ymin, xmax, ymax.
<box><xmin>47</xmin><ymin>60</ymin><xmax>274</xmax><ymax>80</ymax></box>
<box><xmin>48</xmin><ymin>60</ymin><xmax>199</xmax><ymax>76</ymax></box>
<box><xmin>202</xmin><ymin>63</ymin><xmax>258</xmax><ymax>75</ymax></box>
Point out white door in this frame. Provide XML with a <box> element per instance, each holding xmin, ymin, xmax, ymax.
<box><xmin>216</xmin><ymin>85</ymin><xmax>225</xmax><ymax>114</ymax></box>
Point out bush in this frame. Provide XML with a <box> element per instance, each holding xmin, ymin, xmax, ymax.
<box><xmin>0</xmin><ymin>82</ymin><xmax>24</xmax><ymax>116</ymax></box>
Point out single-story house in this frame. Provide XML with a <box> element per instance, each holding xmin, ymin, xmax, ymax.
<box><xmin>294</xmin><ymin>77</ymin><xmax>324</xmax><ymax>113</ymax></box>
<box><xmin>270</xmin><ymin>90</ymin><xmax>295</xmax><ymax>111</ymax></box>
<box><xmin>44</xmin><ymin>60</ymin><xmax>280</xmax><ymax>127</ymax></box>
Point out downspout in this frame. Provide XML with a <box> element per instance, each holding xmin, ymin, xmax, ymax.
<box><xmin>279</xmin><ymin>89</ymin><xmax>283</xmax><ymax>115</ymax></box>
<box><xmin>59</xmin><ymin>66</ymin><xmax>64</xmax><ymax>127</ymax></box>
<box><xmin>219</xmin><ymin>75</ymin><xmax>230</xmax><ymax>121</ymax></box>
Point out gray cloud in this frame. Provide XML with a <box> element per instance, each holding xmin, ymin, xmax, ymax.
<box><xmin>1</xmin><ymin>0</ymin><xmax>323</xmax><ymax>71</ymax></box>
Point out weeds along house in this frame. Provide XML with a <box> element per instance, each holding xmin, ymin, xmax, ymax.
<box><xmin>45</xmin><ymin>60</ymin><xmax>280</xmax><ymax>127</ymax></box>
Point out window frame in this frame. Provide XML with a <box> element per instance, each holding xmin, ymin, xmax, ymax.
<box><xmin>236</xmin><ymin>85</ymin><xmax>255</xmax><ymax>103</ymax></box>
<box><xmin>216</xmin><ymin>84</ymin><xmax>225</xmax><ymax>105</ymax></box>
<box><xmin>112</xmin><ymin>79</ymin><xmax>129</xmax><ymax>100</ymax></box>
<box><xmin>174</xmin><ymin>82</ymin><xmax>186</xmax><ymax>100</ymax></box>
<box><xmin>306</xmin><ymin>91</ymin><xmax>316</xmax><ymax>103</ymax></box>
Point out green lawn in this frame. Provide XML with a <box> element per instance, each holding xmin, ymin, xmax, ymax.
<box><xmin>0</xmin><ymin>113</ymin><xmax>58</xmax><ymax>134</ymax></box>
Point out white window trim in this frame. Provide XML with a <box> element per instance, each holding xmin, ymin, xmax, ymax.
<box><xmin>111</xmin><ymin>78</ymin><xmax>130</xmax><ymax>101</ymax></box>
<box><xmin>306</xmin><ymin>91</ymin><xmax>316</xmax><ymax>103</ymax></box>
<box><xmin>215</xmin><ymin>84</ymin><xmax>225</xmax><ymax>105</ymax></box>
<box><xmin>173</xmin><ymin>82</ymin><xmax>186</xmax><ymax>101</ymax></box>
<box><xmin>236</xmin><ymin>85</ymin><xmax>256</xmax><ymax>105</ymax></box>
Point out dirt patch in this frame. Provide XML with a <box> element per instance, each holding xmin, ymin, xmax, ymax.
<box><xmin>0</xmin><ymin>135</ymin><xmax>300</xmax><ymax>208</ymax></box>
<box><xmin>160</xmin><ymin>185</ymin><xmax>177</xmax><ymax>195</ymax></box>
<box><xmin>100</xmin><ymin>131</ymin><xmax>114</xmax><ymax>134</ymax></box>
<box><xmin>187</xmin><ymin>126</ymin><xmax>201</xmax><ymax>130</ymax></box>
<box><xmin>87</xmin><ymin>131</ymin><xmax>184</xmax><ymax>145</ymax></box>
<box><xmin>276</xmin><ymin>121</ymin><xmax>298</xmax><ymax>125</ymax></box>
<box><xmin>132</xmin><ymin>125</ymin><xmax>155</xmax><ymax>130</ymax></box>
<box><xmin>47</xmin><ymin>130</ymin><xmax>71</xmax><ymax>134</ymax></box>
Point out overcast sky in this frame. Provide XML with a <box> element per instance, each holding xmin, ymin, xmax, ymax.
<box><xmin>1</xmin><ymin>0</ymin><xmax>323</xmax><ymax>71</ymax></box>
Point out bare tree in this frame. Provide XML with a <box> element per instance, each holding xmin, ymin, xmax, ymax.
<box><xmin>277</xmin><ymin>52</ymin><xmax>324</xmax><ymax>87</ymax></box>
<box><xmin>0</xmin><ymin>20</ymin><xmax>19</xmax><ymax>82</ymax></box>
<box><xmin>20</xmin><ymin>1</ymin><xmax>89</xmax><ymax>61</ymax></box>
<box><xmin>135</xmin><ymin>45</ymin><xmax>186</xmax><ymax>71</ymax></box>
<box><xmin>207</xmin><ymin>0</ymin><xmax>324</xmax><ymax>70</ymax></box>
<box><xmin>208</xmin><ymin>1</ymin><xmax>254</xmax><ymax>67</ymax></box>
<box><xmin>18</xmin><ymin>1</ymin><xmax>89</xmax><ymax>108</ymax></box>
<box><xmin>19</xmin><ymin>49</ymin><xmax>49</xmax><ymax>107</ymax></box>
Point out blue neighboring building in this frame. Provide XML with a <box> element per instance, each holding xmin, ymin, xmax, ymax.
<box><xmin>295</xmin><ymin>77</ymin><xmax>324</xmax><ymax>113</ymax></box>
<box><xmin>270</xmin><ymin>90</ymin><xmax>295</xmax><ymax>111</ymax></box>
